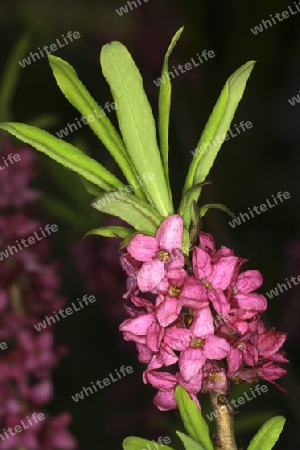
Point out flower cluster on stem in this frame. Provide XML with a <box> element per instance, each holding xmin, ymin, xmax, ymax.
<box><xmin>119</xmin><ymin>214</ymin><xmax>288</xmax><ymax>411</ymax></box>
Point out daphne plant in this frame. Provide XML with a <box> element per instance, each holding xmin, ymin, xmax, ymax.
<box><xmin>0</xmin><ymin>27</ymin><xmax>287</xmax><ymax>450</ymax></box>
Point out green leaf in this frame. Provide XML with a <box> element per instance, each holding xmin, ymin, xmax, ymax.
<box><xmin>100</xmin><ymin>42</ymin><xmax>174</xmax><ymax>217</ymax></box>
<box><xmin>0</xmin><ymin>122</ymin><xmax>124</xmax><ymax>191</ymax></box>
<box><xmin>199</xmin><ymin>203</ymin><xmax>236</xmax><ymax>219</ymax></box>
<box><xmin>47</xmin><ymin>55</ymin><xmax>143</xmax><ymax>197</ymax></box>
<box><xmin>80</xmin><ymin>178</ymin><xmax>105</xmax><ymax>197</ymax></box>
<box><xmin>122</xmin><ymin>436</ymin><xmax>174</xmax><ymax>450</ymax></box>
<box><xmin>181</xmin><ymin>61</ymin><xmax>255</xmax><ymax>229</ymax></box>
<box><xmin>246</xmin><ymin>416</ymin><xmax>286</xmax><ymax>450</ymax></box>
<box><xmin>0</xmin><ymin>35</ymin><xmax>30</xmax><ymax>121</ymax></box>
<box><xmin>176</xmin><ymin>431</ymin><xmax>206</xmax><ymax>450</ymax></box>
<box><xmin>185</xmin><ymin>61</ymin><xmax>255</xmax><ymax>190</ymax></box>
<box><xmin>158</xmin><ymin>26</ymin><xmax>184</xmax><ymax>193</ymax></box>
<box><xmin>84</xmin><ymin>226</ymin><xmax>134</xmax><ymax>239</ymax></box>
<box><xmin>92</xmin><ymin>191</ymin><xmax>163</xmax><ymax>235</ymax></box>
<box><xmin>175</xmin><ymin>386</ymin><xmax>214</xmax><ymax>450</ymax></box>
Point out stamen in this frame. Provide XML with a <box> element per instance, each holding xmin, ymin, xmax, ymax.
<box><xmin>156</xmin><ymin>250</ymin><xmax>170</xmax><ymax>261</ymax></box>
<box><xmin>190</xmin><ymin>338</ymin><xmax>204</xmax><ymax>348</ymax></box>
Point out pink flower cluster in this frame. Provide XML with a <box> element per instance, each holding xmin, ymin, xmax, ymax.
<box><xmin>119</xmin><ymin>215</ymin><xmax>288</xmax><ymax>411</ymax></box>
<box><xmin>0</xmin><ymin>139</ymin><xmax>76</xmax><ymax>448</ymax></box>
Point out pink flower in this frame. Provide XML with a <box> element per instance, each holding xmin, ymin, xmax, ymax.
<box><xmin>127</xmin><ymin>215</ymin><xmax>184</xmax><ymax>292</ymax></box>
<box><xmin>227</xmin><ymin>332</ymin><xmax>259</xmax><ymax>377</ymax></box>
<box><xmin>179</xmin><ymin>307</ymin><xmax>230</xmax><ymax>382</ymax></box>
<box><xmin>40</xmin><ymin>413</ymin><xmax>77</xmax><ymax>449</ymax></box>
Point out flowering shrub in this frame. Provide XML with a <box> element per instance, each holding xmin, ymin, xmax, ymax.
<box><xmin>0</xmin><ymin>28</ymin><xmax>287</xmax><ymax>450</ymax></box>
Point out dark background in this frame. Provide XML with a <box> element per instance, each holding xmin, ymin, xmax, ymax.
<box><xmin>0</xmin><ymin>0</ymin><xmax>300</xmax><ymax>448</ymax></box>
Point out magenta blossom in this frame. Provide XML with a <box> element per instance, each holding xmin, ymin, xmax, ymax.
<box><xmin>119</xmin><ymin>224</ymin><xmax>288</xmax><ymax>411</ymax></box>
<box><xmin>127</xmin><ymin>215</ymin><xmax>184</xmax><ymax>292</ymax></box>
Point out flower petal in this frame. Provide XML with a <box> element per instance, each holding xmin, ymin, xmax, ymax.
<box><xmin>156</xmin><ymin>215</ymin><xmax>183</xmax><ymax>252</ymax></box>
<box><xmin>137</xmin><ymin>260</ymin><xmax>165</xmax><ymax>291</ymax></box>
<box><xmin>127</xmin><ymin>234</ymin><xmax>158</xmax><ymax>261</ymax></box>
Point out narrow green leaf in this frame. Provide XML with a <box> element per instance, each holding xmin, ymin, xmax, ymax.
<box><xmin>181</xmin><ymin>61</ymin><xmax>255</xmax><ymax>230</ymax></box>
<box><xmin>199</xmin><ymin>203</ymin><xmax>236</xmax><ymax>219</ymax></box>
<box><xmin>175</xmin><ymin>386</ymin><xmax>214</xmax><ymax>450</ymax></box>
<box><xmin>247</xmin><ymin>416</ymin><xmax>286</xmax><ymax>450</ymax></box>
<box><xmin>0</xmin><ymin>35</ymin><xmax>30</xmax><ymax>121</ymax></box>
<box><xmin>84</xmin><ymin>226</ymin><xmax>134</xmax><ymax>239</ymax></box>
<box><xmin>47</xmin><ymin>55</ymin><xmax>143</xmax><ymax>198</ymax></box>
<box><xmin>0</xmin><ymin>122</ymin><xmax>124</xmax><ymax>191</ymax></box>
<box><xmin>185</xmin><ymin>61</ymin><xmax>255</xmax><ymax>191</ymax></box>
<box><xmin>176</xmin><ymin>431</ymin><xmax>206</xmax><ymax>450</ymax></box>
<box><xmin>158</xmin><ymin>26</ymin><xmax>184</xmax><ymax>192</ymax></box>
<box><xmin>92</xmin><ymin>191</ymin><xmax>163</xmax><ymax>235</ymax></box>
<box><xmin>123</xmin><ymin>436</ymin><xmax>174</xmax><ymax>450</ymax></box>
<box><xmin>100</xmin><ymin>42</ymin><xmax>174</xmax><ymax>217</ymax></box>
<box><xmin>80</xmin><ymin>178</ymin><xmax>104</xmax><ymax>197</ymax></box>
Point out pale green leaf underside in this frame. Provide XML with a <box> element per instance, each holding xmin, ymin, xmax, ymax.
<box><xmin>175</xmin><ymin>386</ymin><xmax>214</xmax><ymax>450</ymax></box>
<box><xmin>246</xmin><ymin>416</ymin><xmax>286</xmax><ymax>450</ymax></box>
<box><xmin>158</xmin><ymin>26</ymin><xmax>184</xmax><ymax>193</ymax></box>
<box><xmin>123</xmin><ymin>436</ymin><xmax>174</xmax><ymax>450</ymax></box>
<box><xmin>92</xmin><ymin>191</ymin><xmax>163</xmax><ymax>235</ymax></box>
<box><xmin>0</xmin><ymin>122</ymin><xmax>123</xmax><ymax>192</ymax></box>
<box><xmin>47</xmin><ymin>55</ymin><xmax>143</xmax><ymax>197</ymax></box>
<box><xmin>181</xmin><ymin>61</ymin><xmax>255</xmax><ymax>229</ymax></box>
<box><xmin>176</xmin><ymin>431</ymin><xmax>206</xmax><ymax>450</ymax></box>
<box><xmin>84</xmin><ymin>226</ymin><xmax>134</xmax><ymax>239</ymax></box>
<box><xmin>100</xmin><ymin>41</ymin><xmax>174</xmax><ymax>217</ymax></box>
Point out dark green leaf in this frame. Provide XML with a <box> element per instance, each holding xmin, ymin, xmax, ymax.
<box><xmin>158</xmin><ymin>26</ymin><xmax>184</xmax><ymax>193</ymax></box>
<box><xmin>199</xmin><ymin>203</ymin><xmax>236</xmax><ymax>219</ymax></box>
<box><xmin>84</xmin><ymin>226</ymin><xmax>134</xmax><ymax>239</ymax></box>
<box><xmin>0</xmin><ymin>35</ymin><xmax>30</xmax><ymax>121</ymax></box>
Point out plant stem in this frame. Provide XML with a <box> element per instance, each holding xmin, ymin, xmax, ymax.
<box><xmin>209</xmin><ymin>392</ymin><xmax>237</xmax><ymax>450</ymax></box>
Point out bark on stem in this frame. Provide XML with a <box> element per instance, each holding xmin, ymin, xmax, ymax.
<box><xmin>209</xmin><ymin>392</ymin><xmax>237</xmax><ymax>450</ymax></box>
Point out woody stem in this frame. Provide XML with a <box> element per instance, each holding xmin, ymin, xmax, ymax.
<box><xmin>209</xmin><ymin>392</ymin><xmax>237</xmax><ymax>450</ymax></box>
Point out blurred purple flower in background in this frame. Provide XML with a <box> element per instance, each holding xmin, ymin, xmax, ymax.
<box><xmin>0</xmin><ymin>138</ymin><xmax>76</xmax><ymax>449</ymax></box>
